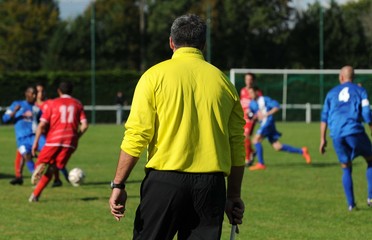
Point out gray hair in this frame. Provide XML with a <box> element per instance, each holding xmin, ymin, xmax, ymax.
<box><xmin>170</xmin><ymin>14</ymin><xmax>206</xmax><ymax>50</ymax></box>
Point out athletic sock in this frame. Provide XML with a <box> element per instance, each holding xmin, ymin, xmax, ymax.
<box><xmin>14</xmin><ymin>151</ymin><xmax>23</xmax><ymax>178</ymax></box>
<box><xmin>60</xmin><ymin>168</ymin><xmax>69</xmax><ymax>182</ymax></box>
<box><xmin>366</xmin><ymin>162</ymin><xmax>372</xmax><ymax>200</ymax></box>
<box><xmin>254</xmin><ymin>142</ymin><xmax>264</xmax><ymax>165</ymax></box>
<box><xmin>33</xmin><ymin>170</ymin><xmax>53</xmax><ymax>198</ymax></box>
<box><xmin>342</xmin><ymin>167</ymin><xmax>355</xmax><ymax>207</ymax></box>
<box><xmin>54</xmin><ymin>169</ymin><xmax>60</xmax><ymax>181</ymax></box>
<box><xmin>26</xmin><ymin>160</ymin><xmax>35</xmax><ymax>173</ymax></box>
<box><xmin>280</xmin><ymin>144</ymin><xmax>303</xmax><ymax>154</ymax></box>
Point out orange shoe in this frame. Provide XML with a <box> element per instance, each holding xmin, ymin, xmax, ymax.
<box><xmin>302</xmin><ymin>147</ymin><xmax>311</xmax><ymax>164</ymax></box>
<box><xmin>249</xmin><ymin>163</ymin><xmax>266</xmax><ymax>171</ymax></box>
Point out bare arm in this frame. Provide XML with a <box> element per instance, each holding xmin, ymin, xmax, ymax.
<box><xmin>320</xmin><ymin>122</ymin><xmax>328</xmax><ymax>154</ymax></box>
<box><xmin>78</xmin><ymin>120</ymin><xmax>89</xmax><ymax>139</ymax></box>
<box><xmin>225</xmin><ymin>166</ymin><xmax>245</xmax><ymax>225</ymax></box>
<box><xmin>109</xmin><ymin>150</ymin><xmax>139</xmax><ymax>221</ymax></box>
<box><xmin>257</xmin><ymin>107</ymin><xmax>279</xmax><ymax>121</ymax></box>
<box><xmin>32</xmin><ymin>121</ymin><xmax>48</xmax><ymax>156</ymax></box>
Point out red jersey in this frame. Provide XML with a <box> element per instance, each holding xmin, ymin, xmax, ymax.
<box><xmin>40</xmin><ymin>95</ymin><xmax>87</xmax><ymax>149</ymax></box>
<box><xmin>240</xmin><ymin>87</ymin><xmax>263</xmax><ymax>118</ymax></box>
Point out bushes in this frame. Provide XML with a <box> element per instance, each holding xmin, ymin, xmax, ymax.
<box><xmin>0</xmin><ymin>70</ymin><xmax>141</xmax><ymax>107</ymax></box>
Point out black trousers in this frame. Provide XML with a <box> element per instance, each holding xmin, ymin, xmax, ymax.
<box><xmin>133</xmin><ymin>170</ymin><xmax>226</xmax><ymax>240</ymax></box>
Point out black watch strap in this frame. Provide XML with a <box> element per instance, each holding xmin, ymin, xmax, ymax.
<box><xmin>110</xmin><ymin>181</ymin><xmax>125</xmax><ymax>190</ymax></box>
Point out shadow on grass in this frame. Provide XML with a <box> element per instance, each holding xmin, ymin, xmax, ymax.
<box><xmin>0</xmin><ymin>173</ymin><xmax>14</xmax><ymax>179</ymax></box>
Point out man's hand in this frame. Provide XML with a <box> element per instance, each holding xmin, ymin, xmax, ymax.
<box><xmin>320</xmin><ymin>139</ymin><xmax>327</xmax><ymax>154</ymax></box>
<box><xmin>225</xmin><ymin>197</ymin><xmax>245</xmax><ymax>225</ymax></box>
<box><xmin>109</xmin><ymin>188</ymin><xmax>128</xmax><ymax>221</ymax></box>
<box><xmin>32</xmin><ymin>142</ymin><xmax>38</xmax><ymax>157</ymax></box>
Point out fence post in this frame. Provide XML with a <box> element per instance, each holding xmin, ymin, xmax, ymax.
<box><xmin>306</xmin><ymin>103</ymin><xmax>311</xmax><ymax>124</ymax></box>
<box><xmin>116</xmin><ymin>105</ymin><xmax>123</xmax><ymax>125</ymax></box>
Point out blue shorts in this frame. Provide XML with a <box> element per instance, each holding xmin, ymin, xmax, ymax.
<box><xmin>16</xmin><ymin>134</ymin><xmax>46</xmax><ymax>155</ymax></box>
<box><xmin>332</xmin><ymin>132</ymin><xmax>372</xmax><ymax>164</ymax></box>
<box><xmin>257</xmin><ymin>124</ymin><xmax>282</xmax><ymax>144</ymax></box>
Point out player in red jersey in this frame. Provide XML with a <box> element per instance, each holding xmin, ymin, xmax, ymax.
<box><xmin>29</xmin><ymin>81</ymin><xmax>88</xmax><ymax>202</ymax></box>
<box><xmin>35</xmin><ymin>83</ymin><xmax>69</xmax><ymax>187</ymax></box>
<box><xmin>240</xmin><ymin>73</ymin><xmax>262</xmax><ymax>166</ymax></box>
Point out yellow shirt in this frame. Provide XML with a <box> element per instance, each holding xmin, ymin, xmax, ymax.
<box><xmin>121</xmin><ymin>47</ymin><xmax>245</xmax><ymax>175</ymax></box>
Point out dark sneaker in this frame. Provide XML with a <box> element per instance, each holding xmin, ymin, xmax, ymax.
<box><xmin>52</xmin><ymin>179</ymin><xmax>63</xmax><ymax>188</ymax></box>
<box><xmin>10</xmin><ymin>177</ymin><xmax>23</xmax><ymax>185</ymax></box>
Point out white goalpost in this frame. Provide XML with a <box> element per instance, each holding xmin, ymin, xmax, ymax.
<box><xmin>230</xmin><ymin>68</ymin><xmax>372</xmax><ymax>123</ymax></box>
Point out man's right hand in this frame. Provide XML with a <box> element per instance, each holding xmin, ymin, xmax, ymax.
<box><xmin>109</xmin><ymin>188</ymin><xmax>128</xmax><ymax>221</ymax></box>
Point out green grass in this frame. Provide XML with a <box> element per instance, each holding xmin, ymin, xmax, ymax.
<box><xmin>1</xmin><ymin>123</ymin><xmax>372</xmax><ymax>239</ymax></box>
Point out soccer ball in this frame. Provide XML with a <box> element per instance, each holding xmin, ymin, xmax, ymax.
<box><xmin>68</xmin><ymin>168</ymin><xmax>85</xmax><ymax>187</ymax></box>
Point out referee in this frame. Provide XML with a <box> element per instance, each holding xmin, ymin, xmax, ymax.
<box><xmin>109</xmin><ymin>14</ymin><xmax>245</xmax><ymax>239</ymax></box>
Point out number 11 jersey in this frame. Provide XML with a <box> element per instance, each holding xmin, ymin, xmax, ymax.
<box><xmin>40</xmin><ymin>95</ymin><xmax>87</xmax><ymax>149</ymax></box>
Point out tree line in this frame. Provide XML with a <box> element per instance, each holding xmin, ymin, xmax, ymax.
<box><xmin>0</xmin><ymin>0</ymin><xmax>371</xmax><ymax>73</ymax></box>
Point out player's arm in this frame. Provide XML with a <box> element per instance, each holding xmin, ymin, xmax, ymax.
<box><xmin>320</xmin><ymin>122</ymin><xmax>328</xmax><ymax>154</ymax></box>
<box><xmin>320</xmin><ymin>97</ymin><xmax>329</xmax><ymax>154</ymax></box>
<box><xmin>32</xmin><ymin>121</ymin><xmax>48</xmax><ymax>156</ymax></box>
<box><xmin>109</xmin><ymin>150</ymin><xmax>139</xmax><ymax>221</ymax></box>
<box><xmin>78</xmin><ymin>120</ymin><xmax>89</xmax><ymax>139</ymax></box>
<box><xmin>360</xmin><ymin>89</ymin><xmax>372</xmax><ymax>135</ymax></box>
<box><xmin>2</xmin><ymin>104</ymin><xmax>20</xmax><ymax>123</ymax></box>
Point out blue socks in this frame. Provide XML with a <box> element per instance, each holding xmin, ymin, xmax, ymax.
<box><xmin>280</xmin><ymin>144</ymin><xmax>303</xmax><ymax>154</ymax></box>
<box><xmin>254</xmin><ymin>143</ymin><xmax>264</xmax><ymax>165</ymax></box>
<box><xmin>26</xmin><ymin>160</ymin><xmax>35</xmax><ymax>173</ymax></box>
<box><xmin>61</xmin><ymin>168</ymin><xmax>69</xmax><ymax>182</ymax></box>
<box><xmin>342</xmin><ymin>167</ymin><xmax>355</xmax><ymax>207</ymax></box>
<box><xmin>367</xmin><ymin>162</ymin><xmax>372</xmax><ymax>200</ymax></box>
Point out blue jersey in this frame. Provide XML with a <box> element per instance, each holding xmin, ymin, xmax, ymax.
<box><xmin>250</xmin><ymin>96</ymin><xmax>282</xmax><ymax>143</ymax></box>
<box><xmin>321</xmin><ymin>82</ymin><xmax>371</xmax><ymax>139</ymax></box>
<box><xmin>249</xmin><ymin>96</ymin><xmax>280</xmax><ymax>128</ymax></box>
<box><xmin>2</xmin><ymin>100</ymin><xmax>41</xmax><ymax>140</ymax></box>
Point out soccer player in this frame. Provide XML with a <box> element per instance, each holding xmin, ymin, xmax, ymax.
<box><xmin>2</xmin><ymin>86</ymin><xmax>44</xmax><ymax>185</ymax></box>
<box><xmin>109</xmin><ymin>14</ymin><xmax>245</xmax><ymax>239</ymax></box>
<box><xmin>240</xmin><ymin>73</ymin><xmax>262</xmax><ymax>166</ymax></box>
<box><xmin>248</xmin><ymin>86</ymin><xmax>311</xmax><ymax>171</ymax></box>
<box><xmin>320</xmin><ymin>65</ymin><xmax>372</xmax><ymax>211</ymax></box>
<box><xmin>35</xmin><ymin>83</ymin><xmax>69</xmax><ymax>187</ymax></box>
<box><xmin>29</xmin><ymin>81</ymin><xmax>88</xmax><ymax>202</ymax></box>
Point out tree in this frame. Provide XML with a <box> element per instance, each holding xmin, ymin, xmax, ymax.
<box><xmin>43</xmin><ymin>0</ymin><xmax>141</xmax><ymax>71</ymax></box>
<box><xmin>0</xmin><ymin>0</ymin><xmax>59</xmax><ymax>71</ymax></box>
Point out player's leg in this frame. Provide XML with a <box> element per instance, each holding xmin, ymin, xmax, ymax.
<box><xmin>10</xmin><ymin>151</ymin><xmax>24</xmax><ymax>185</ymax></box>
<box><xmin>14</xmin><ymin>151</ymin><xmax>22</xmax><ymax>178</ymax></box>
<box><xmin>54</xmin><ymin>147</ymin><xmax>74</xmax><ymax>186</ymax></box>
<box><xmin>270</xmin><ymin>133</ymin><xmax>311</xmax><ymax>164</ymax></box>
<box><xmin>365</xmin><ymin>157</ymin><xmax>372</xmax><ymax>206</ymax></box>
<box><xmin>333</xmin><ymin>137</ymin><xmax>356</xmax><ymax>210</ymax></box>
<box><xmin>341</xmin><ymin>162</ymin><xmax>356</xmax><ymax>210</ymax></box>
<box><xmin>249</xmin><ymin>134</ymin><xmax>266</xmax><ymax>171</ymax></box>
<box><xmin>244</xmin><ymin>120</ymin><xmax>256</xmax><ymax>166</ymax></box>
<box><xmin>30</xmin><ymin>164</ymin><xmax>56</xmax><ymax>202</ymax></box>
<box><xmin>349</xmin><ymin>132</ymin><xmax>372</xmax><ymax>207</ymax></box>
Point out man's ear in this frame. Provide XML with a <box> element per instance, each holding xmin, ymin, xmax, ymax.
<box><xmin>169</xmin><ymin>37</ymin><xmax>176</xmax><ymax>51</ymax></box>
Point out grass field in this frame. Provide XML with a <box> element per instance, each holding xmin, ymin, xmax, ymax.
<box><xmin>1</xmin><ymin>123</ymin><xmax>372</xmax><ymax>240</ymax></box>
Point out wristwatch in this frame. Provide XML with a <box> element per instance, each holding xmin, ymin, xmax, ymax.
<box><xmin>110</xmin><ymin>181</ymin><xmax>126</xmax><ymax>190</ymax></box>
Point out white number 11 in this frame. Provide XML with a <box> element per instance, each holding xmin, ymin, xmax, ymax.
<box><xmin>59</xmin><ymin>105</ymin><xmax>75</xmax><ymax>123</ymax></box>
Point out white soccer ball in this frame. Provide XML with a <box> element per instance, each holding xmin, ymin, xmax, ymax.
<box><xmin>68</xmin><ymin>168</ymin><xmax>85</xmax><ymax>187</ymax></box>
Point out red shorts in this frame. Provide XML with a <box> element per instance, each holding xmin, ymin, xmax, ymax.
<box><xmin>244</xmin><ymin>119</ymin><xmax>256</xmax><ymax>136</ymax></box>
<box><xmin>37</xmin><ymin>146</ymin><xmax>75</xmax><ymax>170</ymax></box>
